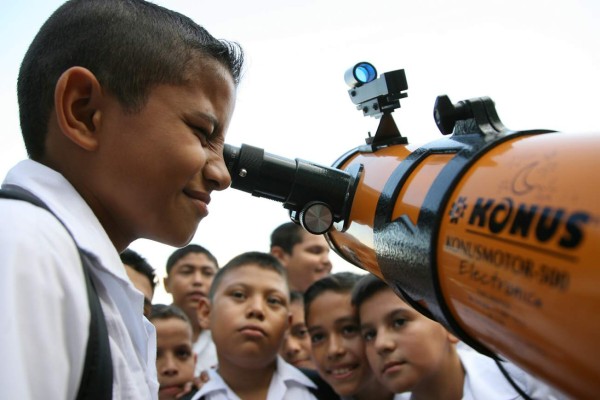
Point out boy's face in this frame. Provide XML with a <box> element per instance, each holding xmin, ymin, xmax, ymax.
<box><xmin>359</xmin><ymin>288</ymin><xmax>455</xmax><ymax>394</ymax></box>
<box><xmin>164</xmin><ymin>252</ymin><xmax>218</xmax><ymax>323</ymax></box>
<box><xmin>82</xmin><ymin>59</ymin><xmax>235</xmax><ymax>249</ymax></box>
<box><xmin>154</xmin><ymin>317</ymin><xmax>197</xmax><ymax>400</ymax></box>
<box><xmin>277</xmin><ymin>231</ymin><xmax>332</xmax><ymax>293</ymax></box>
<box><xmin>306</xmin><ymin>290</ymin><xmax>375</xmax><ymax>397</ymax></box>
<box><xmin>124</xmin><ymin>264</ymin><xmax>154</xmax><ymax>317</ymax></box>
<box><xmin>206</xmin><ymin>264</ymin><xmax>291</xmax><ymax>369</ymax></box>
<box><xmin>279</xmin><ymin>299</ymin><xmax>315</xmax><ymax>369</ymax></box>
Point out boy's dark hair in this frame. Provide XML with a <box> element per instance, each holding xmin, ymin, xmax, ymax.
<box><xmin>290</xmin><ymin>290</ymin><xmax>304</xmax><ymax>305</ymax></box>
<box><xmin>350</xmin><ymin>273</ymin><xmax>390</xmax><ymax>311</ymax></box>
<box><xmin>304</xmin><ymin>272</ymin><xmax>363</xmax><ymax>322</ymax></box>
<box><xmin>120</xmin><ymin>248</ymin><xmax>157</xmax><ymax>290</ymax></box>
<box><xmin>208</xmin><ymin>251</ymin><xmax>288</xmax><ymax>301</ymax></box>
<box><xmin>149</xmin><ymin>303</ymin><xmax>191</xmax><ymax>326</ymax></box>
<box><xmin>166</xmin><ymin>244</ymin><xmax>219</xmax><ymax>275</ymax></box>
<box><xmin>18</xmin><ymin>0</ymin><xmax>244</xmax><ymax>160</ymax></box>
<box><xmin>270</xmin><ymin>222</ymin><xmax>304</xmax><ymax>254</ymax></box>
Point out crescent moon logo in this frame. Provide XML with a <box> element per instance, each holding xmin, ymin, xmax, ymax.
<box><xmin>512</xmin><ymin>161</ymin><xmax>538</xmax><ymax>195</ymax></box>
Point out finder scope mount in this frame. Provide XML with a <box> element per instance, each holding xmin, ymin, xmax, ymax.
<box><xmin>346</xmin><ymin>62</ymin><xmax>409</xmax><ymax>148</ymax></box>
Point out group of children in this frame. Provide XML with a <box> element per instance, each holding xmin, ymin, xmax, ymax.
<box><xmin>130</xmin><ymin>233</ymin><xmax>567</xmax><ymax>400</ymax></box>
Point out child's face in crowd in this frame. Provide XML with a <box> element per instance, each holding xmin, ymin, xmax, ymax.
<box><xmin>205</xmin><ymin>264</ymin><xmax>291</xmax><ymax>369</ymax></box>
<box><xmin>307</xmin><ymin>290</ymin><xmax>375</xmax><ymax>397</ymax></box>
<box><xmin>165</xmin><ymin>252</ymin><xmax>218</xmax><ymax>320</ymax></box>
<box><xmin>279</xmin><ymin>299</ymin><xmax>315</xmax><ymax>369</ymax></box>
<box><xmin>124</xmin><ymin>264</ymin><xmax>154</xmax><ymax>317</ymax></box>
<box><xmin>154</xmin><ymin>317</ymin><xmax>197</xmax><ymax>400</ymax></box>
<box><xmin>359</xmin><ymin>288</ymin><xmax>456</xmax><ymax>394</ymax></box>
<box><xmin>283</xmin><ymin>231</ymin><xmax>332</xmax><ymax>293</ymax></box>
<box><xmin>86</xmin><ymin>58</ymin><xmax>235</xmax><ymax>249</ymax></box>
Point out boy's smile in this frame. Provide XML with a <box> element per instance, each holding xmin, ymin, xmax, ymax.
<box><xmin>307</xmin><ymin>290</ymin><xmax>374</xmax><ymax>397</ymax></box>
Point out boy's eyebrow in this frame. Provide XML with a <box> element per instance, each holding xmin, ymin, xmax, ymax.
<box><xmin>360</xmin><ymin>306</ymin><xmax>411</xmax><ymax>327</ymax></box>
<box><xmin>223</xmin><ymin>281</ymin><xmax>288</xmax><ymax>298</ymax></box>
<box><xmin>307</xmin><ymin>325</ymin><xmax>322</xmax><ymax>333</ymax></box>
<box><xmin>307</xmin><ymin>315</ymin><xmax>358</xmax><ymax>332</ymax></box>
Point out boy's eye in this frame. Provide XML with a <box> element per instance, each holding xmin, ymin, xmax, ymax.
<box><xmin>393</xmin><ymin>318</ymin><xmax>407</xmax><ymax>328</ymax></box>
<box><xmin>292</xmin><ymin>326</ymin><xmax>308</xmax><ymax>338</ymax></box>
<box><xmin>188</xmin><ymin>124</ymin><xmax>211</xmax><ymax>145</ymax></box>
<box><xmin>310</xmin><ymin>332</ymin><xmax>324</xmax><ymax>345</ymax></box>
<box><xmin>361</xmin><ymin>329</ymin><xmax>376</xmax><ymax>342</ymax></box>
<box><xmin>267</xmin><ymin>296</ymin><xmax>284</xmax><ymax>306</ymax></box>
<box><xmin>201</xmin><ymin>268</ymin><xmax>216</xmax><ymax>278</ymax></box>
<box><xmin>341</xmin><ymin>324</ymin><xmax>359</xmax><ymax>337</ymax></box>
<box><xmin>175</xmin><ymin>349</ymin><xmax>192</xmax><ymax>360</ymax></box>
<box><xmin>231</xmin><ymin>290</ymin><xmax>245</xmax><ymax>299</ymax></box>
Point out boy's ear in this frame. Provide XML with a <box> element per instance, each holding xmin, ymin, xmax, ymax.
<box><xmin>163</xmin><ymin>276</ymin><xmax>172</xmax><ymax>294</ymax></box>
<box><xmin>447</xmin><ymin>331</ymin><xmax>460</xmax><ymax>344</ymax></box>
<box><xmin>270</xmin><ymin>246</ymin><xmax>287</xmax><ymax>264</ymax></box>
<box><xmin>197</xmin><ymin>297</ymin><xmax>211</xmax><ymax>330</ymax></box>
<box><xmin>54</xmin><ymin>66</ymin><xmax>103</xmax><ymax>152</ymax></box>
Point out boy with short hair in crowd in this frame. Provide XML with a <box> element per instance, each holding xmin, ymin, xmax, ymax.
<box><xmin>121</xmin><ymin>247</ymin><xmax>157</xmax><ymax>317</ymax></box>
<box><xmin>351</xmin><ymin>274</ymin><xmax>568</xmax><ymax>400</ymax></box>
<box><xmin>270</xmin><ymin>222</ymin><xmax>333</xmax><ymax>293</ymax></box>
<box><xmin>0</xmin><ymin>0</ymin><xmax>243</xmax><ymax>397</ymax></box>
<box><xmin>150</xmin><ymin>304</ymin><xmax>198</xmax><ymax>400</ymax></box>
<box><xmin>165</xmin><ymin>244</ymin><xmax>220</xmax><ymax>374</ymax></box>
<box><xmin>194</xmin><ymin>251</ymin><xmax>328</xmax><ymax>399</ymax></box>
<box><xmin>304</xmin><ymin>272</ymin><xmax>394</xmax><ymax>400</ymax></box>
<box><xmin>279</xmin><ymin>291</ymin><xmax>316</xmax><ymax>370</ymax></box>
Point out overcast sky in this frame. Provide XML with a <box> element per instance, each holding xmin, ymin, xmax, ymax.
<box><xmin>1</xmin><ymin>0</ymin><xmax>599</xmax><ymax>303</ymax></box>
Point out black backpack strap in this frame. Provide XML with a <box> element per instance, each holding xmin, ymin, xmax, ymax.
<box><xmin>0</xmin><ymin>184</ymin><xmax>113</xmax><ymax>400</ymax></box>
<box><xmin>299</xmin><ymin>367</ymin><xmax>341</xmax><ymax>400</ymax></box>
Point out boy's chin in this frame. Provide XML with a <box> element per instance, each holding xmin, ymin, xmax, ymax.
<box><xmin>153</xmin><ymin>227</ymin><xmax>198</xmax><ymax>248</ymax></box>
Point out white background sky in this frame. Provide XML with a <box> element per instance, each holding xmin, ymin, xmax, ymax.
<box><xmin>1</xmin><ymin>0</ymin><xmax>599</xmax><ymax>304</ymax></box>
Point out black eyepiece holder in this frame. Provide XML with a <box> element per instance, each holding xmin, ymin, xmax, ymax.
<box><xmin>223</xmin><ymin>143</ymin><xmax>362</xmax><ymax>235</ymax></box>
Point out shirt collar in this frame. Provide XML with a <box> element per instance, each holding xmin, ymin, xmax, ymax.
<box><xmin>194</xmin><ymin>356</ymin><xmax>317</xmax><ymax>399</ymax></box>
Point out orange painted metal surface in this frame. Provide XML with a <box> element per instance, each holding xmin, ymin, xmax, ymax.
<box><xmin>437</xmin><ymin>132</ymin><xmax>600</xmax><ymax>398</ymax></box>
<box><xmin>327</xmin><ymin>131</ymin><xmax>600</xmax><ymax>398</ymax></box>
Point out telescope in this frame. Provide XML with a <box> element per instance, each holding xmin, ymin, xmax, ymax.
<box><xmin>223</xmin><ymin>62</ymin><xmax>600</xmax><ymax>399</ymax></box>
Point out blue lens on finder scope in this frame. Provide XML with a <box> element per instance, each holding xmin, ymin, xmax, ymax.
<box><xmin>345</xmin><ymin>62</ymin><xmax>377</xmax><ymax>88</ymax></box>
<box><xmin>354</xmin><ymin>62</ymin><xmax>377</xmax><ymax>83</ymax></box>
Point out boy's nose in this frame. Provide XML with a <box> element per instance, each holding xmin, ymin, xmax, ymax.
<box><xmin>283</xmin><ymin>337</ymin><xmax>301</xmax><ymax>355</ymax></box>
<box><xmin>374</xmin><ymin>330</ymin><xmax>396</xmax><ymax>354</ymax></box>
<box><xmin>191</xmin><ymin>270</ymin><xmax>205</xmax><ymax>285</ymax></box>
<box><xmin>160</xmin><ymin>355</ymin><xmax>179</xmax><ymax>377</ymax></box>
<box><xmin>246</xmin><ymin>298</ymin><xmax>266</xmax><ymax>320</ymax></box>
<box><xmin>205</xmin><ymin>156</ymin><xmax>232</xmax><ymax>191</ymax></box>
<box><xmin>327</xmin><ymin>335</ymin><xmax>346</xmax><ymax>359</ymax></box>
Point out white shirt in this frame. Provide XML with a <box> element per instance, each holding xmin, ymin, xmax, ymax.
<box><xmin>394</xmin><ymin>346</ymin><xmax>569</xmax><ymax>400</ymax></box>
<box><xmin>194</xmin><ymin>329</ymin><xmax>219</xmax><ymax>375</ymax></box>
<box><xmin>192</xmin><ymin>356</ymin><xmax>318</xmax><ymax>400</ymax></box>
<box><xmin>0</xmin><ymin>160</ymin><xmax>159</xmax><ymax>399</ymax></box>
